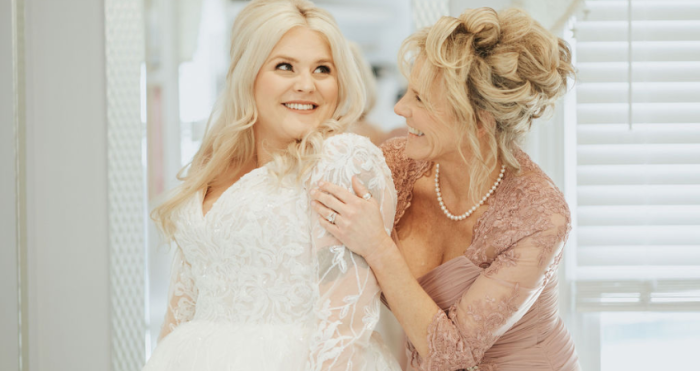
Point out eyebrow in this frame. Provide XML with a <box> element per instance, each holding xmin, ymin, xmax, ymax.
<box><xmin>270</xmin><ymin>55</ymin><xmax>335</xmax><ymax>66</ymax></box>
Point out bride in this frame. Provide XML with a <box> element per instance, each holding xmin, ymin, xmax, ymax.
<box><xmin>143</xmin><ymin>0</ymin><xmax>400</xmax><ymax>370</ymax></box>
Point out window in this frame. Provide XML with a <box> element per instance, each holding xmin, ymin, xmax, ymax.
<box><xmin>570</xmin><ymin>1</ymin><xmax>700</xmax><ymax>370</ymax></box>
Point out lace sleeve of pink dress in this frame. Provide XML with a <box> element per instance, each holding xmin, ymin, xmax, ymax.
<box><xmin>158</xmin><ymin>246</ymin><xmax>198</xmax><ymax>340</ymax></box>
<box><xmin>423</xmin><ymin>210</ymin><xmax>569</xmax><ymax>371</ymax></box>
<box><xmin>380</xmin><ymin>137</ymin><xmax>576</xmax><ymax>371</ymax></box>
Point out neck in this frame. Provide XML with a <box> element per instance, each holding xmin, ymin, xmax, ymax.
<box><xmin>254</xmin><ymin>142</ymin><xmax>273</xmax><ymax>168</ymax></box>
<box><xmin>253</xmin><ymin>126</ymin><xmax>285</xmax><ymax>167</ymax></box>
<box><xmin>434</xmin><ymin>152</ymin><xmax>502</xmax><ymax>206</ymax></box>
<box><xmin>434</xmin><ymin>155</ymin><xmax>472</xmax><ymax>197</ymax></box>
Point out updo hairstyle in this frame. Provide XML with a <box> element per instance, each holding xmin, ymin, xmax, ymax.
<box><xmin>399</xmin><ymin>7</ymin><xmax>575</xmax><ymax>200</ymax></box>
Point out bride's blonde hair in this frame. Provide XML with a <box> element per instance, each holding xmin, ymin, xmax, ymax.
<box><xmin>152</xmin><ymin>0</ymin><xmax>365</xmax><ymax>239</ymax></box>
<box><xmin>399</xmin><ymin>7</ymin><xmax>575</xmax><ymax>202</ymax></box>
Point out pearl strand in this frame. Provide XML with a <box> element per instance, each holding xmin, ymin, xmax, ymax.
<box><xmin>435</xmin><ymin>163</ymin><xmax>506</xmax><ymax>221</ymax></box>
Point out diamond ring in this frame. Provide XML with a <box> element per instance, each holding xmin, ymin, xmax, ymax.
<box><xmin>326</xmin><ymin>212</ymin><xmax>337</xmax><ymax>224</ymax></box>
<box><xmin>362</xmin><ymin>193</ymin><xmax>372</xmax><ymax>201</ymax></box>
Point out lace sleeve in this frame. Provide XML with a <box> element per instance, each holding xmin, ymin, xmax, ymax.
<box><xmin>416</xmin><ymin>212</ymin><xmax>569</xmax><ymax>371</ymax></box>
<box><xmin>305</xmin><ymin>133</ymin><xmax>397</xmax><ymax>371</ymax></box>
<box><xmin>158</xmin><ymin>246</ymin><xmax>198</xmax><ymax>340</ymax></box>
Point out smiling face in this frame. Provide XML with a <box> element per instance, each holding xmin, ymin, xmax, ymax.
<box><xmin>253</xmin><ymin>26</ymin><xmax>339</xmax><ymax>150</ymax></box>
<box><xmin>394</xmin><ymin>58</ymin><xmax>466</xmax><ymax>162</ymax></box>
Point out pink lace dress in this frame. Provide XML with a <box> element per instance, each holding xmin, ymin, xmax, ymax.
<box><xmin>381</xmin><ymin>138</ymin><xmax>580</xmax><ymax>371</ymax></box>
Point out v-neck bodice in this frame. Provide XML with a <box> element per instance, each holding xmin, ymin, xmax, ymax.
<box><xmin>379</xmin><ymin>137</ymin><xmax>580</xmax><ymax>371</ymax></box>
<box><xmin>145</xmin><ymin>133</ymin><xmax>403</xmax><ymax>371</ymax></box>
<box><xmin>415</xmin><ymin>256</ymin><xmax>481</xmax><ymax>310</ymax></box>
<box><xmin>197</xmin><ymin>164</ymin><xmax>270</xmax><ymax>220</ymax></box>
<box><xmin>173</xmin><ymin>163</ymin><xmax>315</xmax><ymax>325</ymax></box>
<box><xmin>381</xmin><ymin>255</ymin><xmax>482</xmax><ymax>311</ymax></box>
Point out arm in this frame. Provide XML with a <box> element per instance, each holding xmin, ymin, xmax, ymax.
<box><xmin>305</xmin><ymin>134</ymin><xmax>397</xmax><ymax>371</ymax></box>
<box><xmin>368</xmin><ymin>213</ymin><xmax>569</xmax><ymax>370</ymax></box>
<box><xmin>313</xmin><ymin>143</ymin><xmax>571</xmax><ymax>370</ymax></box>
<box><xmin>158</xmin><ymin>246</ymin><xmax>198</xmax><ymax>340</ymax></box>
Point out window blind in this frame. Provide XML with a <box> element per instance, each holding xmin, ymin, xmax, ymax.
<box><xmin>573</xmin><ymin>0</ymin><xmax>700</xmax><ymax>311</ymax></box>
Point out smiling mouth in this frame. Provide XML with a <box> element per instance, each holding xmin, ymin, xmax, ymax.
<box><xmin>282</xmin><ymin>103</ymin><xmax>317</xmax><ymax>111</ymax></box>
<box><xmin>408</xmin><ymin>126</ymin><xmax>425</xmax><ymax>136</ymax></box>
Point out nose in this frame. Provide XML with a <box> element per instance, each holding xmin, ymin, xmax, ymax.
<box><xmin>294</xmin><ymin>71</ymin><xmax>315</xmax><ymax>93</ymax></box>
<box><xmin>394</xmin><ymin>93</ymin><xmax>410</xmax><ymax>118</ymax></box>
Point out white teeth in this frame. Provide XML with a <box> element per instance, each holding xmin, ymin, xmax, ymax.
<box><xmin>284</xmin><ymin>103</ymin><xmax>314</xmax><ymax>111</ymax></box>
<box><xmin>408</xmin><ymin>126</ymin><xmax>424</xmax><ymax>136</ymax></box>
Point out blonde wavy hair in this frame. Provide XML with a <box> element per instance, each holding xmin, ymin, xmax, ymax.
<box><xmin>349</xmin><ymin>41</ymin><xmax>377</xmax><ymax>120</ymax></box>
<box><xmin>399</xmin><ymin>7</ymin><xmax>575</xmax><ymax>202</ymax></box>
<box><xmin>152</xmin><ymin>0</ymin><xmax>365</xmax><ymax>240</ymax></box>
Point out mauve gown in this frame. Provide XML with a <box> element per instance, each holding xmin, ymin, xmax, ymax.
<box><xmin>380</xmin><ymin>137</ymin><xmax>580</xmax><ymax>371</ymax></box>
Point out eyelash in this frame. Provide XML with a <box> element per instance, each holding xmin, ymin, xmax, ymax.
<box><xmin>275</xmin><ymin>63</ymin><xmax>331</xmax><ymax>74</ymax></box>
<box><xmin>276</xmin><ymin>62</ymin><xmax>293</xmax><ymax>71</ymax></box>
<box><xmin>415</xmin><ymin>94</ymin><xmax>422</xmax><ymax>102</ymax></box>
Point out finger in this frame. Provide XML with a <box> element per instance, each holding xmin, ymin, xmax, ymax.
<box><xmin>311</xmin><ymin>188</ymin><xmax>346</xmax><ymax>214</ymax></box>
<box><xmin>317</xmin><ymin>215</ymin><xmax>342</xmax><ymax>239</ymax></box>
<box><xmin>311</xmin><ymin>199</ymin><xmax>337</xmax><ymax>220</ymax></box>
<box><xmin>318</xmin><ymin>180</ymin><xmax>355</xmax><ymax>203</ymax></box>
<box><xmin>351</xmin><ymin>176</ymin><xmax>370</xmax><ymax>200</ymax></box>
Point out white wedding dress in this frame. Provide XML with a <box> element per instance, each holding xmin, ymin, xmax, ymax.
<box><xmin>143</xmin><ymin>133</ymin><xmax>401</xmax><ymax>371</ymax></box>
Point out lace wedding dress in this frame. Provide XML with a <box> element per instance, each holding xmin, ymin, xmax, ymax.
<box><xmin>142</xmin><ymin>134</ymin><xmax>401</xmax><ymax>371</ymax></box>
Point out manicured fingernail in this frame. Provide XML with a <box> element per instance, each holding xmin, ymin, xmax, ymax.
<box><xmin>318</xmin><ymin>181</ymin><xmax>325</xmax><ymax>186</ymax></box>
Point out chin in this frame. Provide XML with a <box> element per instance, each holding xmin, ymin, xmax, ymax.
<box><xmin>404</xmin><ymin>140</ymin><xmax>431</xmax><ymax>161</ymax></box>
<box><xmin>283</xmin><ymin>120</ymin><xmax>321</xmax><ymax>140</ymax></box>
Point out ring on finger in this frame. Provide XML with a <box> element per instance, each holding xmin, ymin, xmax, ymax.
<box><xmin>326</xmin><ymin>211</ymin><xmax>337</xmax><ymax>224</ymax></box>
<box><xmin>362</xmin><ymin>192</ymin><xmax>372</xmax><ymax>201</ymax></box>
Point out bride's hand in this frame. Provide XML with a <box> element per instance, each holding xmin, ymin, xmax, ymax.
<box><xmin>310</xmin><ymin>176</ymin><xmax>393</xmax><ymax>263</ymax></box>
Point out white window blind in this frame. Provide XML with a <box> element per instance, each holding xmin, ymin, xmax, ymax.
<box><xmin>573</xmin><ymin>0</ymin><xmax>700</xmax><ymax>311</ymax></box>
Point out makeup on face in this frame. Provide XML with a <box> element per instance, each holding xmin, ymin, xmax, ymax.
<box><xmin>253</xmin><ymin>26</ymin><xmax>339</xmax><ymax>150</ymax></box>
<box><xmin>395</xmin><ymin>76</ymin><xmax>461</xmax><ymax>162</ymax></box>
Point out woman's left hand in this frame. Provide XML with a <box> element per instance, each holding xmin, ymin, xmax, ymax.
<box><xmin>311</xmin><ymin>176</ymin><xmax>392</xmax><ymax>262</ymax></box>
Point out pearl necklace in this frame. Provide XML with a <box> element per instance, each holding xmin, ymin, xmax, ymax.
<box><xmin>435</xmin><ymin>163</ymin><xmax>506</xmax><ymax>221</ymax></box>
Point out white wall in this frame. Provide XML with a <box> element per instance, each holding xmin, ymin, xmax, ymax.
<box><xmin>450</xmin><ymin>0</ymin><xmax>512</xmax><ymax>14</ymax></box>
<box><xmin>23</xmin><ymin>0</ymin><xmax>112</xmax><ymax>369</ymax></box>
<box><xmin>1</xmin><ymin>0</ymin><xmax>21</xmax><ymax>369</ymax></box>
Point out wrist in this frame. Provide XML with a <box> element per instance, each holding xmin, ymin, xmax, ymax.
<box><xmin>364</xmin><ymin>234</ymin><xmax>398</xmax><ymax>271</ymax></box>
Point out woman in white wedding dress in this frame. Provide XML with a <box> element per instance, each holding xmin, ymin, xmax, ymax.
<box><xmin>143</xmin><ymin>1</ymin><xmax>400</xmax><ymax>370</ymax></box>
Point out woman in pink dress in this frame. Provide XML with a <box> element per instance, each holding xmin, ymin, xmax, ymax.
<box><xmin>310</xmin><ymin>7</ymin><xmax>580</xmax><ymax>371</ymax></box>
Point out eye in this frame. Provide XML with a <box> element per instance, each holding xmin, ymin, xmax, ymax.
<box><xmin>415</xmin><ymin>93</ymin><xmax>422</xmax><ymax>103</ymax></box>
<box><xmin>314</xmin><ymin>65</ymin><xmax>331</xmax><ymax>74</ymax></box>
<box><xmin>276</xmin><ymin>62</ymin><xmax>293</xmax><ymax>72</ymax></box>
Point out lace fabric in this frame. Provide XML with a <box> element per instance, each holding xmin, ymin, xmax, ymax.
<box><xmin>304</xmin><ymin>134</ymin><xmax>398</xmax><ymax>370</ymax></box>
<box><xmin>380</xmin><ymin>137</ymin><xmax>578</xmax><ymax>371</ymax></box>
<box><xmin>159</xmin><ymin>247</ymin><xmax>198</xmax><ymax>339</ymax></box>
<box><xmin>147</xmin><ymin>133</ymin><xmax>400</xmax><ymax>371</ymax></box>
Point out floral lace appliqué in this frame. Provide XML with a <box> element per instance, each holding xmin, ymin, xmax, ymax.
<box><xmin>159</xmin><ymin>133</ymin><xmax>398</xmax><ymax>371</ymax></box>
<box><xmin>384</xmin><ymin>140</ymin><xmax>574</xmax><ymax>371</ymax></box>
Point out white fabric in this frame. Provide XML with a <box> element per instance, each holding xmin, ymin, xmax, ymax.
<box><xmin>142</xmin><ymin>133</ymin><xmax>400</xmax><ymax>371</ymax></box>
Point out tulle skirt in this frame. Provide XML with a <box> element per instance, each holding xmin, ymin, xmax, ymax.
<box><xmin>142</xmin><ymin>320</ymin><xmax>400</xmax><ymax>371</ymax></box>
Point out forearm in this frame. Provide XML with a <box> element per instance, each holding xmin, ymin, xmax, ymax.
<box><xmin>366</xmin><ymin>238</ymin><xmax>441</xmax><ymax>358</ymax></box>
